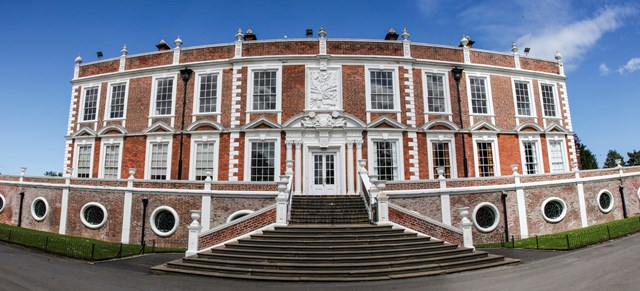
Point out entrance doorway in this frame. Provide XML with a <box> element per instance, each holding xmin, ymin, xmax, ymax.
<box><xmin>308</xmin><ymin>152</ymin><xmax>340</xmax><ymax>195</ymax></box>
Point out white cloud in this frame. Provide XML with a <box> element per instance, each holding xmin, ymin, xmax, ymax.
<box><xmin>516</xmin><ymin>6</ymin><xmax>636</xmax><ymax>66</ymax></box>
<box><xmin>599</xmin><ymin>63</ymin><xmax>611</xmax><ymax>75</ymax></box>
<box><xmin>617</xmin><ymin>58</ymin><xmax>640</xmax><ymax>74</ymax></box>
<box><xmin>417</xmin><ymin>0</ymin><xmax>441</xmax><ymax>16</ymax></box>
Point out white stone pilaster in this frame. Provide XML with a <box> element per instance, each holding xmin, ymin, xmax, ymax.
<box><xmin>201</xmin><ymin>195</ymin><xmax>211</xmax><ymax>231</ymax></box>
<box><xmin>58</xmin><ymin>177</ymin><xmax>70</xmax><ymax>235</ymax></box>
<box><xmin>514</xmin><ymin>173</ymin><xmax>529</xmax><ymax>238</ymax></box>
<box><xmin>121</xmin><ymin>175</ymin><xmax>134</xmax><ymax>244</ymax></box>
<box><xmin>294</xmin><ymin>141</ymin><xmax>302</xmax><ymax>195</ymax></box>
<box><xmin>575</xmin><ymin>169</ymin><xmax>588</xmax><ymax>227</ymax></box>
<box><xmin>346</xmin><ymin>141</ymin><xmax>355</xmax><ymax>195</ymax></box>
<box><xmin>355</xmin><ymin>141</ymin><xmax>363</xmax><ymax>194</ymax></box>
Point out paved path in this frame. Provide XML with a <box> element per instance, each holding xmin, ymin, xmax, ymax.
<box><xmin>1</xmin><ymin>233</ymin><xmax>639</xmax><ymax>291</ymax></box>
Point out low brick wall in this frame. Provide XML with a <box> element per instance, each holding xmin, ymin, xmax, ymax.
<box><xmin>389</xmin><ymin>204</ymin><xmax>462</xmax><ymax>246</ymax></box>
<box><xmin>198</xmin><ymin>204</ymin><xmax>276</xmax><ymax>250</ymax></box>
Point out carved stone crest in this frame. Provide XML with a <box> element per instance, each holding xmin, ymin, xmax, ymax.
<box><xmin>308</xmin><ymin>69</ymin><xmax>339</xmax><ymax>110</ymax></box>
<box><xmin>301</xmin><ymin>111</ymin><xmax>346</xmax><ymax>128</ymax></box>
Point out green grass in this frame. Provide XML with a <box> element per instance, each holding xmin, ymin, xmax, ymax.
<box><xmin>477</xmin><ymin>216</ymin><xmax>640</xmax><ymax>250</ymax></box>
<box><xmin>0</xmin><ymin>223</ymin><xmax>185</xmax><ymax>261</ymax></box>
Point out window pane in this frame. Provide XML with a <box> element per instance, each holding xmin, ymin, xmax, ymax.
<box><xmin>374</xmin><ymin>141</ymin><xmax>397</xmax><ymax>181</ymax></box>
<box><xmin>370</xmin><ymin>70</ymin><xmax>395</xmax><ymax>110</ymax></box>
<box><xmin>103</xmin><ymin>144</ymin><xmax>120</xmax><ymax>179</ymax></box>
<box><xmin>477</xmin><ymin>142</ymin><xmax>494</xmax><ymax>177</ymax></box>
<box><xmin>155</xmin><ymin>78</ymin><xmax>173</xmax><ymax>115</ymax></box>
<box><xmin>109</xmin><ymin>83</ymin><xmax>126</xmax><ymax>119</ymax></box>
<box><xmin>469</xmin><ymin>77</ymin><xmax>488</xmax><ymax>114</ymax></box>
<box><xmin>432</xmin><ymin>142</ymin><xmax>451</xmax><ymax>178</ymax></box>
<box><xmin>83</xmin><ymin>87</ymin><xmax>99</xmax><ymax>121</ymax></box>
<box><xmin>426</xmin><ymin>74</ymin><xmax>446</xmax><ymax>113</ymax></box>
<box><xmin>150</xmin><ymin>143</ymin><xmax>169</xmax><ymax>180</ymax></box>
<box><xmin>251</xmin><ymin>141</ymin><xmax>275</xmax><ymax>181</ymax></box>
<box><xmin>252</xmin><ymin>71</ymin><xmax>277</xmax><ymax>110</ymax></box>
<box><xmin>195</xmin><ymin>142</ymin><xmax>215</xmax><ymax>180</ymax></box>
<box><xmin>541</xmin><ymin>84</ymin><xmax>557</xmax><ymax>117</ymax></box>
<box><xmin>549</xmin><ymin>140</ymin><xmax>566</xmax><ymax>173</ymax></box>
<box><xmin>199</xmin><ymin>74</ymin><xmax>218</xmax><ymax>113</ymax></box>
<box><xmin>515</xmin><ymin>81</ymin><xmax>531</xmax><ymax>116</ymax></box>
<box><xmin>77</xmin><ymin>145</ymin><xmax>92</xmax><ymax>178</ymax></box>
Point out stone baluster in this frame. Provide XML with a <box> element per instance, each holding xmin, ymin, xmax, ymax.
<box><xmin>186</xmin><ymin>210</ymin><xmax>202</xmax><ymax>257</ymax></box>
<box><xmin>459</xmin><ymin>207</ymin><xmax>474</xmax><ymax>249</ymax></box>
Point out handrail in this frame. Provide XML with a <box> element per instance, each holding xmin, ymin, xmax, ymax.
<box><xmin>286</xmin><ymin>175</ymin><xmax>294</xmax><ymax>223</ymax></box>
<box><xmin>359</xmin><ymin>172</ymin><xmax>374</xmax><ymax>223</ymax></box>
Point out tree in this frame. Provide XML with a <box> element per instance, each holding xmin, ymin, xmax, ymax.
<box><xmin>627</xmin><ymin>150</ymin><xmax>640</xmax><ymax>166</ymax></box>
<box><xmin>574</xmin><ymin>134</ymin><xmax>598</xmax><ymax>170</ymax></box>
<box><xmin>603</xmin><ymin>150</ymin><xmax>625</xmax><ymax>168</ymax></box>
<box><xmin>44</xmin><ymin>171</ymin><xmax>63</xmax><ymax>177</ymax></box>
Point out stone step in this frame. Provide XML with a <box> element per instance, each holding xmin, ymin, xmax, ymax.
<box><xmin>252</xmin><ymin>232</ymin><xmax>417</xmax><ymax>241</ymax></box>
<box><xmin>262</xmin><ymin>227</ymin><xmax>404</xmax><ymax>236</ymax></box>
<box><xmin>236</xmin><ymin>235</ymin><xmax>436</xmax><ymax>247</ymax></box>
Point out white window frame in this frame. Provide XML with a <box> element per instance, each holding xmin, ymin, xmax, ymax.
<box><xmin>73</xmin><ymin>138</ymin><xmax>95</xmax><ymax>178</ymax></box>
<box><xmin>472</xmin><ymin>202</ymin><xmax>500</xmax><ymax>233</ymax></box>
<box><xmin>98</xmin><ymin>137</ymin><xmax>124</xmax><ymax>179</ymax></box>
<box><xmin>546</xmin><ymin>136</ymin><xmax>569</xmax><ymax>173</ymax></box>
<box><xmin>150</xmin><ymin>206</ymin><xmax>179</xmax><ymax>237</ymax></box>
<box><xmin>511</xmin><ymin>78</ymin><xmax>537</xmax><ymax>118</ymax></box>
<box><xmin>79</xmin><ymin>84</ymin><xmax>101</xmax><ymax>122</ymax></box>
<box><xmin>519</xmin><ymin>134</ymin><xmax>545</xmax><ymax>175</ymax></box>
<box><xmin>149</xmin><ymin>74</ymin><xmax>178</xmax><ymax>118</ymax></box>
<box><xmin>144</xmin><ymin>135</ymin><xmax>173</xmax><ymax>180</ymax></box>
<box><xmin>422</xmin><ymin>69</ymin><xmax>452</xmax><ymax>115</ymax></box>
<box><xmin>192</xmin><ymin>69</ymin><xmax>223</xmax><ymax>116</ymax></box>
<box><xmin>243</xmin><ymin>132</ymin><xmax>281</xmax><ymax>182</ymax></box>
<box><xmin>538</xmin><ymin>81</ymin><xmax>560</xmax><ymax>118</ymax></box>
<box><xmin>367</xmin><ymin>131</ymin><xmax>405</xmax><ymax>181</ymax></box>
<box><xmin>541</xmin><ymin>197</ymin><xmax>567</xmax><ymax>223</ymax></box>
<box><xmin>246</xmin><ymin>64</ymin><xmax>282</xmax><ymax>113</ymax></box>
<box><xmin>426</xmin><ymin>134</ymin><xmax>458</xmax><ymax>179</ymax></box>
<box><xmin>597</xmin><ymin>190</ymin><xmax>615</xmax><ymax>214</ymax></box>
<box><xmin>104</xmin><ymin>80</ymin><xmax>129</xmax><ymax>121</ymax></box>
<box><xmin>365</xmin><ymin>65</ymin><xmax>401</xmax><ymax>113</ymax></box>
<box><xmin>472</xmin><ymin>134</ymin><xmax>501</xmax><ymax>177</ymax></box>
<box><xmin>80</xmin><ymin>202</ymin><xmax>108</xmax><ymax>229</ymax></box>
<box><xmin>189</xmin><ymin>133</ymin><xmax>220</xmax><ymax>181</ymax></box>
<box><xmin>31</xmin><ymin>197</ymin><xmax>49</xmax><ymax>222</ymax></box>
<box><xmin>465</xmin><ymin>72</ymin><xmax>494</xmax><ymax>117</ymax></box>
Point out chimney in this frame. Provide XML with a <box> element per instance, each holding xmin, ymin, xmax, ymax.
<box><xmin>458</xmin><ymin>35</ymin><xmax>475</xmax><ymax>48</ymax></box>
<box><xmin>305</xmin><ymin>29</ymin><xmax>313</xmax><ymax>38</ymax></box>
<box><xmin>244</xmin><ymin>29</ymin><xmax>257</xmax><ymax>41</ymax></box>
<box><xmin>385</xmin><ymin>28</ymin><xmax>399</xmax><ymax>41</ymax></box>
<box><xmin>156</xmin><ymin>39</ymin><xmax>171</xmax><ymax>51</ymax></box>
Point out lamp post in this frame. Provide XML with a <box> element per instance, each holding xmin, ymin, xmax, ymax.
<box><xmin>177</xmin><ymin>68</ymin><xmax>193</xmax><ymax>180</ymax></box>
<box><xmin>451</xmin><ymin>67</ymin><xmax>468</xmax><ymax>178</ymax></box>
<box><xmin>141</xmin><ymin>197</ymin><xmax>149</xmax><ymax>247</ymax></box>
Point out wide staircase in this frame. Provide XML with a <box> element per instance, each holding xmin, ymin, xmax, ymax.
<box><xmin>153</xmin><ymin>195</ymin><xmax>518</xmax><ymax>281</ymax></box>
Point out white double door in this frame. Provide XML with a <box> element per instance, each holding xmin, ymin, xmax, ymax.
<box><xmin>308</xmin><ymin>152</ymin><xmax>340</xmax><ymax>195</ymax></box>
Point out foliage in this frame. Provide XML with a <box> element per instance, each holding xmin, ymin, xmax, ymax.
<box><xmin>44</xmin><ymin>171</ymin><xmax>63</xmax><ymax>177</ymax></box>
<box><xmin>574</xmin><ymin>134</ymin><xmax>598</xmax><ymax>170</ymax></box>
<box><xmin>603</xmin><ymin>150</ymin><xmax>625</xmax><ymax>168</ymax></box>
<box><xmin>627</xmin><ymin>150</ymin><xmax>640</xmax><ymax>166</ymax></box>
<box><xmin>0</xmin><ymin>223</ymin><xmax>185</xmax><ymax>261</ymax></box>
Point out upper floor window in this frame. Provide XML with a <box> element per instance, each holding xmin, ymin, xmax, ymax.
<box><xmin>469</xmin><ymin>76</ymin><xmax>490</xmax><ymax>114</ymax></box>
<box><xmin>252</xmin><ymin>70</ymin><xmax>277</xmax><ymax>111</ymax></box>
<box><xmin>107</xmin><ymin>83</ymin><xmax>127</xmax><ymax>119</ymax></box>
<box><xmin>82</xmin><ymin>86</ymin><xmax>99</xmax><ymax>121</ymax></box>
<box><xmin>369</xmin><ymin>70</ymin><xmax>395</xmax><ymax>110</ymax></box>
<box><xmin>76</xmin><ymin>145</ymin><xmax>93</xmax><ymax>178</ymax></box>
<box><xmin>514</xmin><ymin>81</ymin><xmax>533</xmax><ymax>116</ymax></box>
<box><xmin>154</xmin><ymin>77</ymin><xmax>174</xmax><ymax>116</ymax></box>
<box><xmin>425</xmin><ymin>73</ymin><xmax>448</xmax><ymax>113</ymax></box>
<box><xmin>197</xmin><ymin>73</ymin><xmax>220</xmax><ymax>114</ymax></box>
<box><xmin>250</xmin><ymin>141</ymin><xmax>276</xmax><ymax>181</ymax></box>
<box><xmin>373</xmin><ymin>141</ymin><xmax>398</xmax><ymax>181</ymax></box>
<box><xmin>540</xmin><ymin>83</ymin><xmax>557</xmax><ymax>117</ymax></box>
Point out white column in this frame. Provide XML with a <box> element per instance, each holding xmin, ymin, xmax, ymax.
<box><xmin>575</xmin><ymin>167</ymin><xmax>588</xmax><ymax>227</ymax></box>
<box><xmin>355</xmin><ymin>141</ymin><xmax>363</xmax><ymax>194</ymax></box>
<box><xmin>285</xmin><ymin>140</ymin><xmax>293</xmax><ymax>161</ymax></box>
<box><xmin>58</xmin><ymin>176</ymin><xmax>70</xmax><ymax>235</ymax></box>
<box><xmin>514</xmin><ymin>170</ymin><xmax>529</xmax><ymax>239</ymax></box>
<box><xmin>294</xmin><ymin>141</ymin><xmax>302</xmax><ymax>195</ymax></box>
<box><xmin>346</xmin><ymin>141</ymin><xmax>355</xmax><ymax>195</ymax></box>
<box><xmin>121</xmin><ymin>169</ymin><xmax>135</xmax><ymax>244</ymax></box>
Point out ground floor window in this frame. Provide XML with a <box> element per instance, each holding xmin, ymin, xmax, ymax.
<box><xmin>548</xmin><ymin>140</ymin><xmax>566</xmax><ymax>173</ymax></box>
<box><xmin>102</xmin><ymin>144</ymin><xmax>120</xmax><ymax>179</ymax></box>
<box><xmin>373</xmin><ymin>141</ymin><xmax>398</xmax><ymax>181</ymax></box>
<box><xmin>194</xmin><ymin>142</ymin><xmax>215</xmax><ymax>180</ymax></box>
<box><xmin>76</xmin><ymin>145</ymin><xmax>93</xmax><ymax>178</ymax></box>
<box><xmin>432</xmin><ymin>141</ymin><xmax>452</xmax><ymax>178</ymax></box>
<box><xmin>522</xmin><ymin>141</ymin><xmax>540</xmax><ymax>174</ymax></box>
<box><xmin>250</xmin><ymin>141</ymin><xmax>276</xmax><ymax>181</ymax></box>
<box><xmin>476</xmin><ymin>141</ymin><xmax>495</xmax><ymax>177</ymax></box>
<box><xmin>150</xmin><ymin>143</ymin><xmax>169</xmax><ymax>180</ymax></box>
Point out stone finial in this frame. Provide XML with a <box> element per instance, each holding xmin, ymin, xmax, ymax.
<box><xmin>511</xmin><ymin>42</ymin><xmax>518</xmax><ymax>53</ymax></box>
<box><xmin>615</xmin><ymin>159</ymin><xmax>622</xmax><ymax>168</ymax></box>
<box><xmin>460</xmin><ymin>35</ymin><xmax>469</xmax><ymax>47</ymax></box>
<box><xmin>174</xmin><ymin>36</ymin><xmax>183</xmax><ymax>48</ymax></box>
<box><xmin>121</xmin><ymin>44</ymin><xmax>128</xmax><ymax>56</ymax></box>
<box><xmin>555</xmin><ymin>50</ymin><xmax>563</xmax><ymax>61</ymax></box>
<box><xmin>20</xmin><ymin>167</ymin><xmax>27</xmax><ymax>176</ymax></box>
<box><xmin>318</xmin><ymin>26</ymin><xmax>327</xmax><ymax>38</ymax></box>
<box><xmin>235</xmin><ymin>28</ymin><xmax>244</xmax><ymax>41</ymax></box>
<box><xmin>511</xmin><ymin>164</ymin><xmax>519</xmax><ymax>175</ymax></box>
<box><xmin>75</xmin><ymin>55</ymin><xmax>82</xmax><ymax>64</ymax></box>
<box><xmin>128</xmin><ymin>168</ymin><xmax>136</xmax><ymax>179</ymax></box>
<box><xmin>401</xmin><ymin>28</ymin><xmax>410</xmax><ymax>40</ymax></box>
<box><xmin>437</xmin><ymin>166</ymin><xmax>446</xmax><ymax>179</ymax></box>
<box><xmin>205</xmin><ymin>170</ymin><xmax>213</xmax><ymax>181</ymax></box>
<box><xmin>572</xmin><ymin>162</ymin><xmax>579</xmax><ymax>171</ymax></box>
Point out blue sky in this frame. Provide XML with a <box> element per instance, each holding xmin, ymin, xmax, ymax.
<box><xmin>0</xmin><ymin>0</ymin><xmax>638</xmax><ymax>175</ymax></box>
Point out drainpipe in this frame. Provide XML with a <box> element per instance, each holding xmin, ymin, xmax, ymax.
<box><xmin>619</xmin><ymin>185</ymin><xmax>628</xmax><ymax>219</ymax></box>
<box><xmin>141</xmin><ymin>197</ymin><xmax>149</xmax><ymax>246</ymax></box>
<box><xmin>501</xmin><ymin>191</ymin><xmax>509</xmax><ymax>242</ymax></box>
<box><xmin>18</xmin><ymin>192</ymin><xmax>25</xmax><ymax>227</ymax></box>
<box><xmin>451</xmin><ymin>67</ymin><xmax>468</xmax><ymax>177</ymax></box>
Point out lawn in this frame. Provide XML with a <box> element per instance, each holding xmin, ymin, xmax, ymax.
<box><xmin>0</xmin><ymin>223</ymin><xmax>185</xmax><ymax>261</ymax></box>
<box><xmin>477</xmin><ymin>216</ymin><xmax>640</xmax><ymax>250</ymax></box>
